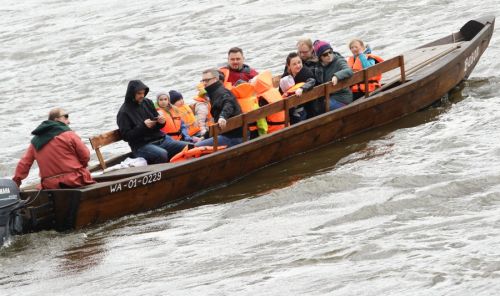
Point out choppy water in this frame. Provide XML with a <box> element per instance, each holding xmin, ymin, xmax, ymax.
<box><xmin>1</xmin><ymin>0</ymin><xmax>500</xmax><ymax>295</ymax></box>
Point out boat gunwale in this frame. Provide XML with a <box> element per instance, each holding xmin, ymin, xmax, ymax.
<box><xmin>20</xmin><ymin>16</ymin><xmax>495</xmax><ymax>204</ymax></box>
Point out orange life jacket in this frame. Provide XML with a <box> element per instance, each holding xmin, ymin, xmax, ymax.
<box><xmin>157</xmin><ymin>107</ymin><xmax>182</xmax><ymax>140</ymax></box>
<box><xmin>282</xmin><ymin>82</ymin><xmax>305</xmax><ymax>98</ymax></box>
<box><xmin>170</xmin><ymin>145</ymin><xmax>227</xmax><ymax>163</ymax></box>
<box><xmin>230</xmin><ymin>82</ymin><xmax>262</xmax><ymax>132</ymax></box>
<box><xmin>253</xmin><ymin>70</ymin><xmax>286</xmax><ymax>133</ymax></box>
<box><xmin>176</xmin><ymin>104</ymin><xmax>201</xmax><ymax>136</ymax></box>
<box><xmin>218</xmin><ymin>67</ymin><xmax>233</xmax><ymax>90</ymax></box>
<box><xmin>347</xmin><ymin>54</ymin><xmax>384</xmax><ymax>93</ymax></box>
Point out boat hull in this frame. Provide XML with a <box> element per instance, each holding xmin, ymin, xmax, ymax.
<box><xmin>20</xmin><ymin>16</ymin><xmax>495</xmax><ymax>232</ymax></box>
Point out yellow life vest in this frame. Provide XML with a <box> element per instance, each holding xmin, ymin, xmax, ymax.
<box><xmin>282</xmin><ymin>82</ymin><xmax>305</xmax><ymax>98</ymax></box>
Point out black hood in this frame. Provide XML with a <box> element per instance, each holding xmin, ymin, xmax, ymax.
<box><xmin>125</xmin><ymin>80</ymin><xmax>150</xmax><ymax>104</ymax></box>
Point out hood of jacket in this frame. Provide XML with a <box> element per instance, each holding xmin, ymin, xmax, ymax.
<box><xmin>125</xmin><ymin>80</ymin><xmax>150</xmax><ymax>104</ymax></box>
<box><xmin>31</xmin><ymin>120</ymin><xmax>71</xmax><ymax>150</ymax></box>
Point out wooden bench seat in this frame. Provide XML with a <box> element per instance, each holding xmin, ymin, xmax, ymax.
<box><xmin>88</xmin><ymin>129</ymin><xmax>182</xmax><ymax>184</ymax></box>
<box><xmin>89</xmin><ymin>129</ymin><xmax>122</xmax><ymax>170</ymax></box>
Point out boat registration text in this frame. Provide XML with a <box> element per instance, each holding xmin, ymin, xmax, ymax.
<box><xmin>109</xmin><ymin>172</ymin><xmax>162</xmax><ymax>193</ymax></box>
<box><xmin>464</xmin><ymin>46</ymin><xmax>480</xmax><ymax>74</ymax></box>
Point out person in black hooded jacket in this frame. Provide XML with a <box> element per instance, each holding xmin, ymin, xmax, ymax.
<box><xmin>117</xmin><ymin>80</ymin><xmax>188</xmax><ymax>164</ymax></box>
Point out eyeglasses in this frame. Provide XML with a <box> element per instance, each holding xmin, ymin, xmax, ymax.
<box><xmin>200</xmin><ymin>77</ymin><xmax>216</xmax><ymax>83</ymax></box>
<box><xmin>321</xmin><ymin>50</ymin><xmax>333</xmax><ymax>57</ymax></box>
<box><xmin>59</xmin><ymin>114</ymin><xmax>69</xmax><ymax>119</ymax></box>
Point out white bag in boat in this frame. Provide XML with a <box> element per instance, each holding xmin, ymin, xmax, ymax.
<box><xmin>100</xmin><ymin>157</ymin><xmax>148</xmax><ymax>174</ymax></box>
<box><xmin>121</xmin><ymin>157</ymin><xmax>147</xmax><ymax>167</ymax></box>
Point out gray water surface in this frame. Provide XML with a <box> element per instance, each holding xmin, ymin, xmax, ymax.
<box><xmin>1</xmin><ymin>1</ymin><xmax>500</xmax><ymax>295</ymax></box>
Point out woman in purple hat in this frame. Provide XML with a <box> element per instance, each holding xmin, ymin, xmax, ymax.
<box><xmin>311</xmin><ymin>40</ymin><xmax>353</xmax><ymax>111</ymax></box>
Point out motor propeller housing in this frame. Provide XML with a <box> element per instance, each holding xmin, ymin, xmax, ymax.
<box><xmin>0</xmin><ymin>178</ymin><xmax>23</xmax><ymax>246</ymax></box>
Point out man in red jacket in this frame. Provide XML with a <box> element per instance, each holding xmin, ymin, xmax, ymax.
<box><xmin>13</xmin><ymin>108</ymin><xmax>95</xmax><ymax>189</ymax></box>
<box><xmin>219</xmin><ymin>47</ymin><xmax>259</xmax><ymax>86</ymax></box>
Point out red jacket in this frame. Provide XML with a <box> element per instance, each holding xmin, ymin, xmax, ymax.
<box><xmin>13</xmin><ymin>131</ymin><xmax>95</xmax><ymax>189</ymax></box>
<box><xmin>220</xmin><ymin>65</ymin><xmax>258</xmax><ymax>86</ymax></box>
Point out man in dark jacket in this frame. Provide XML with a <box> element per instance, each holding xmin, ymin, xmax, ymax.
<box><xmin>117</xmin><ymin>80</ymin><xmax>188</xmax><ymax>164</ymax></box>
<box><xmin>195</xmin><ymin>69</ymin><xmax>243</xmax><ymax>147</ymax></box>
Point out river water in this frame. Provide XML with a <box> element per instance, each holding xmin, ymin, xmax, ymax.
<box><xmin>1</xmin><ymin>0</ymin><xmax>500</xmax><ymax>295</ymax></box>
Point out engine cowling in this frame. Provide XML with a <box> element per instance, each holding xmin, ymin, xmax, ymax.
<box><xmin>0</xmin><ymin>179</ymin><xmax>23</xmax><ymax>246</ymax></box>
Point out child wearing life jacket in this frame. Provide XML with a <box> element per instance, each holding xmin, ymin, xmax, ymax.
<box><xmin>168</xmin><ymin>90</ymin><xmax>202</xmax><ymax>143</ymax></box>
<box><xmin>190</xmin><ymin>83</ymin><xmax>213</xmax><ymax>139</ymax></box>
<box><xmin>156</xmin><ymin>92</ymin><xmax>196</xmax><ymax>143</ymax></box>
<box><xmin>347</xmin><ymin>39</ymin><xmax>384</xmax><ymax>101</ymax></box>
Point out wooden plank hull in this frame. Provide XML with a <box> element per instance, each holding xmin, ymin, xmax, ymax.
<box><xmin>20</xmin><ymin>16</ymin><xmax>495</xmax><ymax>232</ymax></box>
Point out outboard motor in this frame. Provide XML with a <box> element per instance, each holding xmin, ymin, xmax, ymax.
<box><xmin>0</xmin><ymin>179</ymin><xmax>24</xmax><ymax>246</ymax></box>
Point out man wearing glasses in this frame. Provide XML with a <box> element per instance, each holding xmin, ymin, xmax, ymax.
<box><xmin>195</xmin><ymin>69</ymin><xmax>243</xmax><ymax>147</ymax></box>
<box><xmin>13</xmin><ymin>108</ymin><xmax>95</xmax><ymax>189</ymax></box>
<box><xmin>282</xmin><ymin>38</ymin><xmax>318</xmax><ymax>77</ymax></box>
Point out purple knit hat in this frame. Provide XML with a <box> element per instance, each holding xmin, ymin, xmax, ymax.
<box><xmin>313</xmin><ymin>40</ymin><xmax>332</xmax><ymax>57</ymax></box>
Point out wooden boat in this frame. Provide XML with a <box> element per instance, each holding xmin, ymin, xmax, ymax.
<box><xmin>1</xmin><ymin>16</ymin><xmax>494</xmax><ymax>238</ymax></box>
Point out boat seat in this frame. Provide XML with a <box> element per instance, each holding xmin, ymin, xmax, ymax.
<box><xmin>89</xmin><ymin>129</ymin><xmax>123</xmax><ymax>170</ymax></box>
